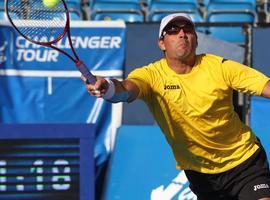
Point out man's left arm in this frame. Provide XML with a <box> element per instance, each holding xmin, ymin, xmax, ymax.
<box><xmin>261</xmin><ymin>80</ymin><xmax>270</xmax><ymax>98</ymax></box>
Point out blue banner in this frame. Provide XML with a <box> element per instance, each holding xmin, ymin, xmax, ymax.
<box><xmin>251</xmin><ymin>27</ymin><xmax>270</xmax><ymax>161</ymax></box>
<box><xmin>0</xmin><ymin>20</ymin><xmax>126</xmax><ymax>169</ymax></box>
<box><xmin>0</xmin><ymin>20</ymin><xmax>125</xmax><ymax>73</ymax></box>
<box><xmin>104</xmin><ymin>125</ymin><xmax>197</xmax><ymax>200</ymax></box>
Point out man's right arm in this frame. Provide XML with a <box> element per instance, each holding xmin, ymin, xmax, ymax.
<box><xmin>82</xmin><ymin>76</ymin><xmax>140</xmax><ymax>103</ymax></box>
<box><xmin>109</xmin><ymin>78</ymin><xmax>140</xmax><ymax>103</ymax></box>
<box><xmin>261</xmin><ymin>80</ymin><xmax>270</xmax><ymax>99</ymax></box>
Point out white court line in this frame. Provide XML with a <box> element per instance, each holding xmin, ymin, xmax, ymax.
<box><xmin>0</xmin><ymin>69</ymin><xmax>123</xmax><ymax>77</ymax></box>
<box><xmin>87</xmin><ymin>98</ymin><xmax>104</xmax><ymax>124</ymax></box>
<box><xmin>48</xmin><ymin>76</ymin><xmax>52</xmax><ymax>95</ymax></box>
<box><xmin>0</xmin><ymin>69</ymin><xmax>123</xmax><ymax>95</ymax></box>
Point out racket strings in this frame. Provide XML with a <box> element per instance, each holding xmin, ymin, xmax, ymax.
<box><xmin>7</xmin><ymin>0</ymin><xmax>67</xmax><ymax>43</ymax></box>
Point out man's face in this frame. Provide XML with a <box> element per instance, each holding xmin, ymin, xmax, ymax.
<box><xmin>158</xmin><ymin>20</ymin><xmax>197</xmax><ymax>61</ymax></box>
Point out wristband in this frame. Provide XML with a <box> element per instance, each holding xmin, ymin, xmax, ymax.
<box><xmin>103</xmin><ymin>78</ymin><xmax>116</xmax><ymax>100</ymax></box>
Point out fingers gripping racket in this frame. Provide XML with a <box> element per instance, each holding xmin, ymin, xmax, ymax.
<box><xmin>5</xmin><ymin>0</ymin><xmax>96</xmax><ymax>84</ymax></box>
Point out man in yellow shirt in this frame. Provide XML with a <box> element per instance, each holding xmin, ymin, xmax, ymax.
<box><xmin>83</xmin><ymin>13</ymin><xmax>270</xmax><ymax>200</ymax></box>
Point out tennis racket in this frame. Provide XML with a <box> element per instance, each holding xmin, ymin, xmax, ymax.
<box><xmin>5</xmin><ymin>0</ymin><xmax>97</xmax><ymax>85</ymax></box>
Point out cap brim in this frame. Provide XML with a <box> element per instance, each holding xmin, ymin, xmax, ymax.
<box><xmin>165</xmin><ymin>16</ymin><xmax>194</xmax><ymax>28</ymax></box>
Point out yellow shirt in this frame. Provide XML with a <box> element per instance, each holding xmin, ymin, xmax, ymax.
<box><xmin>127</xmin><ymin>54</ymin><xmax>270</xmax><ymax>174</ymax></box>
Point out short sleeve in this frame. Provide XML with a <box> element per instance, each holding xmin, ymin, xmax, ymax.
<box><xmin>221</xmin><ymin>60</ymin><xmax>270</xmax><ymax>95</ymax></box>
<box><xmin>127</xmin><ymin>67</ymin><xmax>152</xmax><ymax>99</ymax></box>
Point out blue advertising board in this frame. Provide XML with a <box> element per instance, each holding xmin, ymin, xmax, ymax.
<box><xmin>104</xmin><ymin>126</ymin><xmax>197</xmax><ymax>200</ymax></box>
<box><xmin>250</xmin><ymin>96</ymin><xmax>270</xmax><ymax>160</ymax></box>
<box><xmin>0</xmin><ymin>20</ymin><xmax>125</xmax><ymax>72</ymax></box>
<box><xmin>0</xmin><ymin>20</ymin><xmax>126</xmax><ymax>168</ymax></box>
<box><xmin>251</xmin><ymin>27</ymin><xmax>270</xmax><ymax>161</ymax></box>
<box><xmin>252</xmin><ymin>28</ymin><xmax>270</xmax><ymax>77</ymax></box>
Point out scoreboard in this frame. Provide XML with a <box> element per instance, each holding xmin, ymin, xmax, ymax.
<box><xmin>0</xmin><ymin>124</ymin><xmax>94</xmax><ymax>200</ymax></box>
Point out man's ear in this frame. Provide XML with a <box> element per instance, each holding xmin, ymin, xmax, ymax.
<box><xmin>158</xmin><ymin>39</ymin><xmax>165</xmax><ymax>51</ymax></box>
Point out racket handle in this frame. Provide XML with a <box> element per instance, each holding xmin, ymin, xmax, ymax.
<box><xmin>76</xmin><ymin>61</ymin><xmax>96</xmax><ymax>84</ymax></box>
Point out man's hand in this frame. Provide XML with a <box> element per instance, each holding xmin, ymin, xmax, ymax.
<box><xmin>81</xmin><ymin>75</ymin><xmax>140</xmax><ymax>102</ymax></box>
<box><xmin>81</xmin><ymin>75</ymin><xmax>108</xmax><ymax>98</ymax></box>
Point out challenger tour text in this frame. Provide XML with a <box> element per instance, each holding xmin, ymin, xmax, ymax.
<box><xmin>15</xmin><ymin>35</ymin><xmax>122</xmax><ymax>62</ymax></box>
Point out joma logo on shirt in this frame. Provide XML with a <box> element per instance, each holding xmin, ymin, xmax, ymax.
<box><xmin>164</xmin><ymin>84</ymin><xmax>181</xmax><ymax>90</ymax></box>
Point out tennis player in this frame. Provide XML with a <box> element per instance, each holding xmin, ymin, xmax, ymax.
<box><xmin>83</xmin><ymin>13</ymin><xmax>270</xmax><ymax>200</ymax></box>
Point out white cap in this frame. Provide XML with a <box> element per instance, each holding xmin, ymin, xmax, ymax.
<box><xmin>159</xmin><ymin>13</ymin><xmax>194</xmax><ymax>39</ymax></box>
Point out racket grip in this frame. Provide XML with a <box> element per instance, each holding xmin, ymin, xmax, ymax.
<box><xmin>76</xmin><ymin>61</ymin><xmax>96</xmax><ymax>84</ymax></box>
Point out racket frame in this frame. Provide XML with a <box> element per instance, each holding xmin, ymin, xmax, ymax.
<box><xmin>5</xmin><ymin>0</ymin><xmax>96</xmax><ymax>84</ymax></box>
